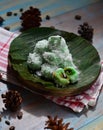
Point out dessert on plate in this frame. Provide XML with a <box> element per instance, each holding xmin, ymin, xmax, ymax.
<box><xmin>9</xmin><ymin>27</ymin><xmax>101</xmax><ymax>96</ymax></box>
<box><xmin>27</xmin><ymin>35</ymin><xmax>79</xmax><ymax>87</ymax></box>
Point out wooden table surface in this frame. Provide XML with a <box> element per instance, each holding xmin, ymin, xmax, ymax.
<box><xmin>0</xmin><ymin>0</ymin><xmax>103</xmax><ymax>130</ymax></box>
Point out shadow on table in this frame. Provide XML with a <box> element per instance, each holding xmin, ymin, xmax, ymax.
<box><xmin>2</xmin><ymin>65</ymin><xmax>99</xmax><ymax>130</ymax></box>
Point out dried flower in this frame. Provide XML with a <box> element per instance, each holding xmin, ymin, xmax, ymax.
<box><xmin>45</xmin><ymin>115</ymin><xmax>74</xmax><ymax>130</ymax></box>
<box><xmin>1</xmin><ymin>90</ymin><xmax>22</xmax><ymax>112</ymax></box>
<box><xmin>20</xmin><ymin>6</ymin><xmax>42</xmax><ymax>31</ymax></box>
<box><xmin>78</xmin><ymin>22</ymin><xmax>94</xmax><ymax>43</ymax></box>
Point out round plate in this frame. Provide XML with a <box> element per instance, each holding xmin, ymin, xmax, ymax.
<box><xmin>9</xmin><ymin>27</ymin><xmax>101</xmax><ymax>96</ymax></box>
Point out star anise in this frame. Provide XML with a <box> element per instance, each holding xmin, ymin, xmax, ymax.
<box><xmin>20</xmin><ymin>6</ymin><xmax>42</xmax><ymax>31</ymax></box>
<box><xmin>1</xmin><ymin>90</ymin><xmax>22</xmax><ymax>112</ymax></box>
<box><xmin>44</xmin><ymin>115</ymin><xmax>74</xmax><ymax>130</ymax></box>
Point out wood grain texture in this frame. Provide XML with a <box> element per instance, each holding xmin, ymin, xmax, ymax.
<box><xmin>79</xmin><ymin>115</ymin><xmax>103</xmax><ymax>130</ymax></box>
<box><xmin>0</xmin><ymin>0</ymin><xmax>103</xmax><ymax>130</ymax></box>
<box><xmin>0</xmin><ymin>0</ymin><xmax>102</xmax><ymax>31</ymax></box>
<box><xmin>42</xmin><ymin>0</ymin><xmax>103</xmax><ymax>60</ymax></box>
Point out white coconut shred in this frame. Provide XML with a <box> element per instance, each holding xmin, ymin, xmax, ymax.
<box><xmin>27</xmin><ymin>35</ymin><xmax>79</xmax><ymax>86</ymax></box>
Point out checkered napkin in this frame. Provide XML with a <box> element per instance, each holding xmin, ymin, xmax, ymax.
<box><xmin>0</xmin><ymin>27</ymin><xmax>103</xmax><ymax>112</ymax></box>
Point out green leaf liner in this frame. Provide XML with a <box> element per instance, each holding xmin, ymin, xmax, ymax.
<box><xmin>9</xmin><ymin>27</ymin><xmax>101</xmax><ymax>96</ymax></box>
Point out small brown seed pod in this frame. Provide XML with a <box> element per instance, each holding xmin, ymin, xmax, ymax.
<box><xmin>20</xmin><ymin>7</ymin><xmax>42</xmax><ymax>31</ymax></box>
<box><xmin>1</xmin><ymin>90</ymin><xmax>22</xmax><ymax>112</ymax></box>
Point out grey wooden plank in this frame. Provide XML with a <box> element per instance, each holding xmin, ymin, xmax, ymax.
<box><xmin>42</xmin><ymin>0</ymin><xmax>103</xmax><ymax>59</ymax></box>
<box><xmin>0</xmin><ymin>1</ymin><xmax>103</xmax><ymax>130</ymax></box>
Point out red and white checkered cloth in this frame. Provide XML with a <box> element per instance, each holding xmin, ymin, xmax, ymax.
<box><xmin>0</xmin><ymin>27</ymin><xmax>103</xmax><ymax>112</ymax></box>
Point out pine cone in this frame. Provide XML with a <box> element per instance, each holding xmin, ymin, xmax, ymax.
<box><xmin>78</xmin><ymin>22</ymin><xmax>94</xmax><ymax>43</ymax></box>
<box><xmin>1</xmin><ymin>90</ymin><xmax>22</xmax><ymax>112</ymax></box>
<box><xmin>44</xmin><ymin>115</ymin><xmax>74</xmax><ymax>130</ymax></box>
<box><xmin>20</xmin><ymin>6</ymin><xmax>42</xmax><ymax>31</ymax></box>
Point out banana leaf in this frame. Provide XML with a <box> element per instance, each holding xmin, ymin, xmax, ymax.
<box><xmin>9</xmin><ymin>27</ymin><xmax>101</xmax><ymax>96</ymax></box>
